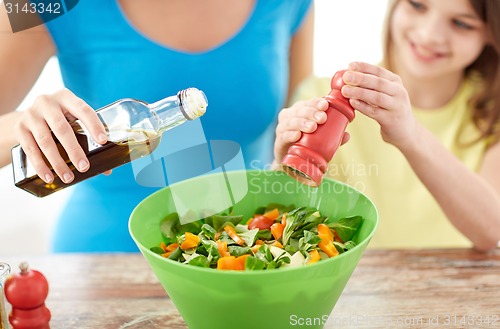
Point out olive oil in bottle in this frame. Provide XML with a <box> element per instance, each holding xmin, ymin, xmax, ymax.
<box><xmin>11</xmin><ymin>88</ymin><xmax>208</xmax><ymax>197</ymax></box>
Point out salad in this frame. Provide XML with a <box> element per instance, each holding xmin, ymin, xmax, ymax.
<box><xmin>150</xmin><ymin>204</ymin><xmax>364</xmax><ymax>271</ymax></box>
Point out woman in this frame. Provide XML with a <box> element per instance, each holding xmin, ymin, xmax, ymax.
<box><xmin>0</xmin><ymin>0</ymin><xmax>314</xmax><ymax>252</ymax></box>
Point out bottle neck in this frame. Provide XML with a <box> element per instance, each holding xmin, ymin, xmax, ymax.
<box><xmin>149</xmin><ymin>95</ymin><xmax>189</xmax><ymax>134</ymax></box>
<box><xmin>149</xmin><ymin>88</ymin><xmax>207</xmax><ymax>134</ymax></box>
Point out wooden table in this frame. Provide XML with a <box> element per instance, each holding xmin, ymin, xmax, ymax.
<box><xmin>2</xmin><ymin>249</ymin><xmax>499</xmax><ymax>329</ymax></box>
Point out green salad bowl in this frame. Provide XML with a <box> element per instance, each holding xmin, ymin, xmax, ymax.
<box><xmin>129</xmin><ymin>170</ymin><xmax>378</xmax><ymax>329</ymax></box>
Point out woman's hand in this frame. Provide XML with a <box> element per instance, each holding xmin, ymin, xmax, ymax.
<box><xmin>341</xmin><ymin>62</ymin><xmax>417</xmax><ymax>151</ymax></box>
<box><xmin>273</xmin><ymin>98</ymin><xmax>349</xmax><ymax>169</ymax></box>
<box><xmin>14</xmin><ymin>88</ymin><xmax>108</xmax><ymax>184</ymax></box>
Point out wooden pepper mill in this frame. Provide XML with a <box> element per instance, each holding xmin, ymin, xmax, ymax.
<box><xmin>281</xmin><ymin>70</ymin><xmax>355</xmax><ymax>187</ymax></box>
<box><xmin>4</xmin><ymin>262</ymin><xmax>51</xmax><ymax>329</ymax></box>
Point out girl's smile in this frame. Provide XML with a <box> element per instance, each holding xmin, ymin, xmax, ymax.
<box><xmin>409</xmin><ymin>39</ymin><xmax>448</xmax><ymax>63</ymax></box>
<box><xmin>391</xmin><ymin>0</ymin><xmax>487</xmax><ymax>82</ymax></box>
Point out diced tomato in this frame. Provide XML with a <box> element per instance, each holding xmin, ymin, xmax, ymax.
<box><xmin>333</xmin><ymin>230</ymin><xmax>344</xmax><ymax>243</ymax></box>
<box><xmin>248</xmin><ymin>215</ymin><xmax>274</xmax><ymax>230</ymax></box>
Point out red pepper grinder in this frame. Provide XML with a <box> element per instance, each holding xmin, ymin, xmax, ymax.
<box><xmin>281</xmin><ymin>70</ymin><xmax>355</xmax><ymax>187</ymax></box>
<box><xmin>4</xmin><ymin>262</ymin><xmax>51</xmax><ymax>329</ymax></box>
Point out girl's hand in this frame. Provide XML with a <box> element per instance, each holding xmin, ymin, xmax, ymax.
<box><xmin>273</xmin><ymin>98</ymin><xmax>349</xmax><ymax>169</ymax></box>
<box><xmin>341</xmin><ymin>62</ymin><xmax>417</xmax><ymax>150</ymax></box>
<box><xmin>14</xmin><ymin>88</ymin><xmax>108</xmax><ymax>184</ymax></box>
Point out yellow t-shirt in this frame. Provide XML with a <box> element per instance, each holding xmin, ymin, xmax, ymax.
<box><xmin>291</xmin><ymin>75</ymin><xmax>488</xmax><ymax>249</ymax></box>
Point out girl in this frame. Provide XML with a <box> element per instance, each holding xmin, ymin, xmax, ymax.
<box><xmin>274</xmin><ymin>0</ymin><xmax>500</xmax><ymax>251</ymax></box>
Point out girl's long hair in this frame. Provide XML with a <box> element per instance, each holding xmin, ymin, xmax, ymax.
<box><xmin>381</xmin><ymin>0</ymin><xmax>500</xmax><ymax>144</ymax></box>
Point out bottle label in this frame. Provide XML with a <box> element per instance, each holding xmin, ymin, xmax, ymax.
<box><xmin>73</xmin><ymin>120</ymin><xmax>106</xmax><ymax>152</ymax></box>
<box><xmin>86</xmin><ymin>135</ymin><xmax>103</xmax><ymax>152</ymax></box>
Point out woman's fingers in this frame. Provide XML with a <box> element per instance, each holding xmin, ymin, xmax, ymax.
<box><xmin>274</xmin><ymin>98</ymin><xmax>328</xmax><ymax>163</ymax></box>
<box><xmin>47</xmin><ymin>90</ymin><xmax>102</xmax><ymax>175</ymax></box>
<box><xmin>15</xmin><ymin>123</ymin><xmax>54</xmax><ymax>184</ymax></box>
<box><xmin>276</xmin><ymin>98</ymin><xmax>328</xmax><ymax>134</ymax></box>
<box><xmin>341</xmin><ymin>132</ymin><xmax>350</xmax><ymax>145</ymax></box>
<box><xmin>14</xmin><ymin>89</ymin><xmax>107</xmax><ymax>184</ymax></box>
<box><xmin>55</xmin><ymin>89</ymin><xmax>107</xmax><ymax>144</ymax></box>
<box><xmin>19</xmin><ymin>95</ymin><xmax>77</xmax><ymax>183</ymax></box>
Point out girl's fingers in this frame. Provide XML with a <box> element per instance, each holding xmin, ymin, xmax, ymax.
<box><xmin>349</xmin><ymin>98</ymin><xmax>385</xmax><ymax>121</ymax></box>
<box><xmin>342</xmin><ymin>85</ymin><xmax>394</xmax><ymax>111</ymax></box>
<box><xmin>347</xmin><ymin>62</ymin><xmax>401</xmax><ymax>82</ymax></box>
<box><xmin>343</xmin><ymin>70</ymin><xmax>399</xmax><ymax>97</ymax></box>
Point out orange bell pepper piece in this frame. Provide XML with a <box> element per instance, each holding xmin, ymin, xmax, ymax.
<box><xmin>263</xmin><ymin>208</ymin><xmax>280</xmax><ymax>221</ymax></box>
<box><xmin>217</xmin><ymin>256</ymin><xmax>237</xmax><ymax>270</ymax></box>
<box><xmin>216</xmin><ymin>240</ymin><xmax>231</xmax><ymax>257</ymax></box>
<box><xmin>251</xmin><ymin>244</ymin><xmax>262</xmax><ymax>253</ymax></box>
<box><xmin>271</xmin><ymin>240</ymin><xmax>283</xmax><ymax>249</ymax></box>
<box><xmin>317</xmin><ymin>223</ymin><xmax>339</xmax><ymax>258</ymax></box>
<box><xmin>217</xmin><ymin>255</ymin><xmax>249</xmax><ymax>271</ymax></box>
<box><xmin>224</xmin><ymin>225</ymin><xmax>245</xmax><ymax>246</ymax></box>
<box><xmin>281</xmin><ymin>213</ymin><xmax>287</xmax><ymax>225</ymax></box>
<box><xmin>180</xmin><ymin>232</ymin><xmax>201</xmax><ymax>250</ymax></box>
<box><xmin>161</xmin><ymin>251</ymin><xmax>173</xmax><ymax>258</ymax></box>
<box><xmin>317</xmin><ymin>224</ymin><xmax>334</xmax><ymax>241</ymax></box>
<box><xmin>270</xmin><ymin>222</ymin><xmax>285</xmax><ymax>240</ymax></box>
<box><xmin>307</xmin><ymin>249</ymin><xmax>321</xmax><ymax>264</ymax></box>
<box><xmin>318</xmin><ymin>240</ymin><xmax>339</xmax><ymax>257</ymax></box>
<box><xmin>235</xmin><ymin>254</ymin><xmax>251</xmax><ymax>270</ymax></box>
<box><xmin>165</xmin><ymin>243</ymin><xmax>179</xmax><ymax>252</ymax></box>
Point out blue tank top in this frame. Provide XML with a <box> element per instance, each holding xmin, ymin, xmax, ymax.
<box><xmin>44</xmin><ymin>0</ymin><xmax>312</xmax><ymax>252</ymax></box>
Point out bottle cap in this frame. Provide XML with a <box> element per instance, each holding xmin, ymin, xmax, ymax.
<box><xmin>179</xmin><ymin>88</ymin><xmax>208</xmax><ymax>120</ymax></box>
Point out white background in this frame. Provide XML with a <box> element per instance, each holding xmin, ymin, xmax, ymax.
<box><xmin>0</xmin><ymin>0</ymin><xmax>388</xmax><ymax>256</ymax></box>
